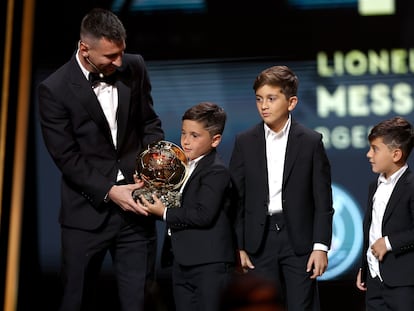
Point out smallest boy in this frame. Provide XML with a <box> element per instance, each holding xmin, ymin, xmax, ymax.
<box><xmin>139</xmin><ymin>102</ymin><xmax>236</xmax><ymax>311</ymax></box>
<box><xmin>356</xmin><ymin>116</ymin><xmax>414</xmax><ymax>311</ymax></box>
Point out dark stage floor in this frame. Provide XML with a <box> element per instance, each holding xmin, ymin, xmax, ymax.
<box><xmin>21</xmin><ymin>270</ymin><xmax>365</xmax><ymax>311</ymax></box>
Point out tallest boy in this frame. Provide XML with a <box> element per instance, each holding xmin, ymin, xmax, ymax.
<box><xmin>229</xmin><ymin>65</ymin><xmax>334</xmax><ymax>311</ymax></box>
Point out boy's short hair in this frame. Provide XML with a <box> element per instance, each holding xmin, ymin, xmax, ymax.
<box><xmin>368</xmin><ymin>116</ymin><xmax>414</xmax><ymax>161</ymax></box>
<box><xmin>182</xmin><ymin>102</ymin><xmax>226</xmax><ymax>136</ymax></box>
<box><xmin>253</xmin><ymin>65</ymin><xmax>298</xmax><ymax>99</ymax></box>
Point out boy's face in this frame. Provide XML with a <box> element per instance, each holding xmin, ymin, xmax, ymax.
<box><xmin>180</xmin><ymin>119</ymin><xmax>220</xmax><ymax>161</ymax></box>
<box><xmin>255</xmin><ymin>85</ymin><xmax>297</xmax><ymax>132</ymax></box>
<box><xmin>366</xmin><ymin>137</ymin><xmax>402</xmax><ymax>178</ymax></box>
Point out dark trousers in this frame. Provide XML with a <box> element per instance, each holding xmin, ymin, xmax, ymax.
<box><xmin>366</xmin><ymin>274</ymin><xmax>414</xmax><ymax>311</ymax></box>
<box><xmin>59</xmin><ymin>206</ymin><xmax>157</xmax><ymax>311</ymax></box>
<box><xmin>172</xmin><ymin>261</ymin><xmax>234</xmax><ymax>311</ymax></box>
<box><xmin>249</xmin><ymin>213</ymin><xmax>320</xmax><ymax>311</ymax></box>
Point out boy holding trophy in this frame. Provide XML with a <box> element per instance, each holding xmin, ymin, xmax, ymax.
<box><xmin>137</xmin><ymin>102</ymin><xmax>237</xmax><ymax>311</ymax></box>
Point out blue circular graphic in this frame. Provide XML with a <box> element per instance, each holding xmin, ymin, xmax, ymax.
<box><xmin>319</xmin><ymin>183</ymin><xmax>363</xmax><ymax>280</ymax></box>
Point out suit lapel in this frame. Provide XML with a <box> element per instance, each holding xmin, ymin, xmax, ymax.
<box><xmin>181</xmin><ymin>150</ymin><xmax>215</xmax><ymax>195</ymax></box>
<box><xmin>254</xmin><ymin>123</ymin><xmax>267</xmax><ymax>178</ymax></box>
<box><xmin>283</xmin><ymin>120</ymin><xmax>302</xmax><ymax>186</ymax></box>
<box><xmin>68</xmin><ymin>57</ymin><xmax>114</xmax><ymax>146</ymax></box>
<box><xmin>383</xmin><ymin>170</ymin><xmax>410</xmax><ymax>223</ymax></box>
<box><xmin>115</xmin><ymin>81</ymin><xmax>131</xmax><ymax>150</ymax></box>
<box><xmin>253</xmin><ymin>123</ymin><xmax>269</xmax><ymax>211</ymax></box>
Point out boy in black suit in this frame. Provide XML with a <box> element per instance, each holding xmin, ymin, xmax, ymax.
<box><xmin>356</xmin><ymin>116</ymin><xmax>414</xmax><ymax>310</ymax></box>
<box><xmin>139</xmin><ymin>102</ymin><xmax>236</xmax><ymax>311</ymax></box>
<box><xmin>229</xmin><ymin>65</ymin><xmax>334</xmax><ymax>311</ymax></box>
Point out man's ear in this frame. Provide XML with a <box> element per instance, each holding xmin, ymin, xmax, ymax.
<box><xmin>79</xmin><ymin>41</ymin><xmax>89</xmax><ymax>58</ymax></box>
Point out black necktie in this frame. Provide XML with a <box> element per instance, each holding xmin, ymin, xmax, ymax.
<box><xmin>89</xmin><ymin>72</ymin><xmax>118</xmax><ymax>86</ymax></box>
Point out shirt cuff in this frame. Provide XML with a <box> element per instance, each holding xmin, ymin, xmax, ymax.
<box><xmin>313</xmin><ymin>243</ymin><xmax>329</xmax><ymax>252</ymax></box>
<box><xmin>385</xmin><ymin>236</ymin><xmax>392</xmax><ymax>251</ymax></box>
<box><xmin>103</xmin><ymin>192</ymin><xmax>110</xmax><ymax>203</ymax></box>
<box><xmin>163</xmin><ymin>207</ymin><xmax>168</xmax><ymax>221</ymax></box>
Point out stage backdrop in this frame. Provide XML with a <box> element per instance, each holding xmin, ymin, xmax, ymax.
<box><xmin>35</xmin><ymin>52</ymin><xmax>414</xmax><ymax>281</ymax></box>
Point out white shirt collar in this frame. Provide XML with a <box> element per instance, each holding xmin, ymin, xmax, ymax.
<box><xmin>377</xmin><ymin>164</ymin><xmax>408</xmax><ymax>186</ymax></box>
<box><xmin>188</xmin><ymin>154</ymin><xmax>205</xmax><ymax>170</ymax></box>
<box><xmin>264</xmin><ymin>115</ymin><xmax>291</xmax><ymax>140</ymax></box>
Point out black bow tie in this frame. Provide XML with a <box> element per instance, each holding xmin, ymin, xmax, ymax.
<box><xmin>89</xmin><ymin>72</ymin><xmax>118</xmax><ymax>86</ymax></box>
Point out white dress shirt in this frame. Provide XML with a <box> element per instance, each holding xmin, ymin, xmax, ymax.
<box><xmin>264</xmin><ymin>118</ymin><xmax>290</xmax><ymax>215</ymax></box>
<box><xmin>367</xmin><ymin>164</ymin><xmax>407</xmax><ymax>281</ymax></box>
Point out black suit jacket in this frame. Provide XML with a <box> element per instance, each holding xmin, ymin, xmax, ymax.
<box><xmin>361</xmin><ymin>169</ymin><xmax>414</xmax><ymax>286</ymax></box>
<box><xmin>229</xmin><ymin>119</ymin><xmax>334</xmax><ymax>255</ymax></box>
<box><xmin>165</xmin><ymin>149</ymin><xmax>237</xmax><ymax>266</ymax></box>
<box><xmin>38</xmin><ymin>53</ymin><xmax>164</xmax><ymax>230</ymax></box>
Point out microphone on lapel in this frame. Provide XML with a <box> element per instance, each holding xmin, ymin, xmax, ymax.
<box><xmin>85</xmin><ymin>56</ymin><xmax>103</xmax><ymax>78</ymax></box>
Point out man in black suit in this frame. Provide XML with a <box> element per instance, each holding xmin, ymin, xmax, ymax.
<box><xmin>37</xmin><ymin>8</ymin><xmax>164</xmax><ymax>311</ymax></box>
<box><xmin>229</xmin><ymin>65</ymin><xmax>334</xmax><ymax>311</ymax></box>
<box><xmin>356</xmin><ymin>116</ymin><xmax>414</xmax><ymax>310</ymax></box>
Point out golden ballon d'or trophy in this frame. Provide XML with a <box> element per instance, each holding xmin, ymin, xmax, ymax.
<box><xmin>132</xmin><ymin>140</ymin><xmax>189</xmax><ymax>208</ymax></box>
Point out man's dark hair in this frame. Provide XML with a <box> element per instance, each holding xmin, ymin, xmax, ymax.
<box><xmin>80</xmin><ymin>8</ymin><xmax>126</xmax><ymax>43</ymax></box>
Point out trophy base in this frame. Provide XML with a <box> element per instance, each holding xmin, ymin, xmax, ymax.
<box><xmin>132</xmin><ymin>188</ymin><xmax>182</xmax><ymax>208</ymax></box>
